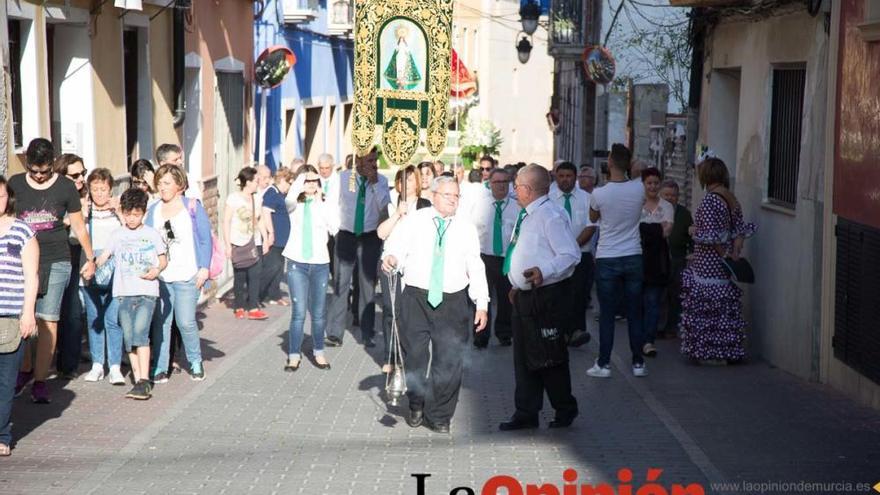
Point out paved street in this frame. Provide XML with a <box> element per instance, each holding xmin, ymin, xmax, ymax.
<box><xmin>2</xmin><ymin>299</ymin><xmax>879</xmax><ymax>495</ymax></box>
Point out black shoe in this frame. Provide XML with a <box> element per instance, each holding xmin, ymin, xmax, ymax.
<box><xmin>363</xmin><ymin>337</ymin><xmax>376</xmax><ymax>348</ymax></box>
<box><xmin>568</xmin><ymin>330</ymin><xmax>591</xmax><ymax>348</ymax></box>
<box><xmin>325</xmin><ymin>336</ymin><xmax>343</xmax><ymax>347</ymax></box>
<box><xmin>498</xmin><ymin>337</ymin><xmax>512</xmax><ymax>347</ymax></box>
<box><xmin>423</xmin><ymin>418</ymin><xmax>449</xmax><ymax>434</ymax></box>
<box><xmin>473</xmin><ymin>341</ymin><xmax>488</xmax><ymax>349</ymax></box>
<box><xmin>314</xmin><ymin>360</ymin><xmax>331</xmax><ymax>370</ymax></box>
<box><xmin>548</xmin><ymin>411</ymin><xmax>578</xmax><ymax>429</ymax></box>
<box><xmin>406</xmin><ymin>409</ymin><xmax>424</xmax><ymax>428</ymax></box>
<box><xmin>58</xmin><ymin>370</ymin><xmax>78</xmax><ymax>381</ymax></box>
<box><xmin>284</xmin><ymin>359</ymin><xmax>300</xmax><ymax>372</ymax></box>
<box><xmin>498</xmin><ymin>418</ymin><xmax>539</xmax><ymax>431</ymax></box>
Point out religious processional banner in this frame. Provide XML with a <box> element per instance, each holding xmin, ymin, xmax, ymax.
<box><xmin>352</xmin><ymin>0</ymin><xmax>454</xmax><ymax>166</ymax></box>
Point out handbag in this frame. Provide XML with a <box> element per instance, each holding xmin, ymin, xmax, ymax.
<box><xmin>186</xmin><ymin>198</ymin><xmax>226</xmax><ymax>279</ymax></box>
<box><xmin>712</xmin><ymin>192</ymin><xmax>755</xmax><ymax>284</ymax></box>
<box><xmin>0</xmin><ymin>316</ymin><xmax>21</xmax><ymax>354</ymax></box>
<box><xmin>231</xmin><ymin>238</ymin><xmax>259</xmax><ymax>269</ymax></box>
<box><xmin>519</xmin><ymin>284</ymin><xmax>569</xmax><ymax>371</ymax></box>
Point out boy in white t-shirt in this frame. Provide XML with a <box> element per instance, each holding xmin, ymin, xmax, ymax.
<box><xmin>587</xmin><ymin>144</ymin><xmax>647</xmax><ymax>379</ymax></box>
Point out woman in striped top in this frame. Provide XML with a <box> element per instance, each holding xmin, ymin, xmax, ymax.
<box><xmin>0</xmin><ymin>176</ymin><xmax>39</xmax><ymax>456</ymax></box>
<box><xmin>281</xmin><ymin>166</ymin><xmax>338</xmax><ymax>371</ymax></box>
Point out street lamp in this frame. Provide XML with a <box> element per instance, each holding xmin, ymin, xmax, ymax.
<box><xmin>516</xmin><ymin>33</ymin><xmax>533</xmax><ymax>64</ymax></box>
<box><xmin>519</xmin><ymin>0</ymin><xmax>541</xmax><ymax>35</ymax></box>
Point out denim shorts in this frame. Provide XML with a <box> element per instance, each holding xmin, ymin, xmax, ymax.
<box><xmin>118</xmin><ymin>296</ymin><xmax>157</xmax><ymax>352</ymax></box>
<box><xmin>35</xmin><ymin>261</ymin><xmax>72</xmax><ymax>322</ymax></box>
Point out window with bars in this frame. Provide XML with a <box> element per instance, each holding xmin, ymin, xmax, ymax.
<box><xmin>767</xmin><ymin>66</ymin><xmax>806</xmax><ymax>208</ymax></box>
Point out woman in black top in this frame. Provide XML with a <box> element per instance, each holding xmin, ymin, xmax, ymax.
<box><xmin>378</xmin><ymin>166</ymin><xmax>430</xmax><ymax>373</ymax></box>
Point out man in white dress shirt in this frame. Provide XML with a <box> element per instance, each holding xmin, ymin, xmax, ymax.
<box><xmin>552</xmin><ymin>162</ymin><xmax>596</xmax><ymax>347</ymax></box>
<box><xmin>325</xmin><ymin>148</ymin><xmax>391</xmax><ymax>348</ymax></box>
<box><xmin>317</xmin><ymin>153</ymin><xmax>341</xmax><ymax>276</ymax></box>
<box><xmin>470</xmin><ymin>168</ymin><xmax>518</xmax><ymax>348</ymax></box>
<box><xmin>382</xmin><ymin>176</ymin><xmax>489</xmax><ymax>434</ymax></box>
<box><xmin>498</xmin><ymin>164</ymin><xmax>580</xmax><ymax>431</ymax></box>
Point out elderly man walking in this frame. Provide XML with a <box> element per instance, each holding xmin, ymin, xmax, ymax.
<box><xmin>382</xmin><ymin>176</ymin><xmax>489</xmax><ymax>434</ymax></box>
<box><xmin>499</xmin><ymin>164</ymin><xmax>580</xmax><ymax>431</ymax></box>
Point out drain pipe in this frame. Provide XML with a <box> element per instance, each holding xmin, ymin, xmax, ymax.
<box><xmin>172</xmin><ymin>6</ymin><xmax>185</xmax><ymax>128</ymax></box>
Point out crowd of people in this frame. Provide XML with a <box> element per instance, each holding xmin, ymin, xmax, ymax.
<box><xmin>0</xmin><ymin>137</ymin><xmax>756</xmax><ymax>455</ymax></box>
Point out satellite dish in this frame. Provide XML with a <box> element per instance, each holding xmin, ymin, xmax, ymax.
<box><xmin>582</xmin><ymin>45</ymin><xmax>616</xmax><ymax>85</ymax></box>
<box><xmin>255</xmin><ymin>46</ymin><xmax>296</xmax><ymax>89</ymax></box>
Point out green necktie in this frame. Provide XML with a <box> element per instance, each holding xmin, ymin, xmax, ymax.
<box><xmin>354</xmin><ymin>177</ymin><xmax>366</xmax><ymax>235</ymax></box>
<box><xmin>493</xmin><ymin>200</ymin><xmax>505</xmax><ymax>256</ymax></box>
<box><xmin>302</xmin><ymin>198</ymin><xmax>314</xmax><ymax>260</ymax></box>
<box><xmin>502</xmin><ymin>208</ymin><xmax>527</xmax><ymax>275</ymax></box>
<box><xmin>322</xmin><ymin>181</ymin><xmax>329</xmax><ymax>195</ymax></box>
<box><xmin>563</xmin><ymin>193</ymin><xmax>572</xmax><ymax>218</ymax></box>
<box><xmin>428</xmin><ymin>217</ymin><xmax>448</xmax><ymax>308</ymax></box>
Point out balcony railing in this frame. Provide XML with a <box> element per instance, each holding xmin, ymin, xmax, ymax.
<box><xmin>549</xmin><ymin>0</ymin><xmax>583</xmax><ymax>46</ymax></box>
<box><xmin>327</xmin><ymin>0</ymin><xmax>353</xmax><ymax>37</ymax></box>
<box><xmin>283</xmin><ymin>0</ymin><xmax>318</xmax><ymax>24</ymax></box>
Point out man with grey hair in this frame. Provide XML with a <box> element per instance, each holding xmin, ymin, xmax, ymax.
<box><xmin>383</xmin><ymin>176</ymin><xmax>489</xmax><ymax>433</ymax></box>
<box><xmin>578</xmin><ymin>165</ymin><xmax>597</xmax><ymax>193</ymax></box>
<box><xmin>316</xmin><ymin>153</ymin><xmax>341</xmax><ymax>276</ymax></box>
<box><xmin>499</xmin><ymin>164</ymin><xmax>580</xmax><ymax>431</ymax></box>
<box><xmin>470</xmin><ymin>168</ymin><xmax>518</xmax><ymax>348</ymax></box>
<box><xmin>156</xmin><ymin>143</ymin><xmax>183</xmax><ymax>167</ymax></box>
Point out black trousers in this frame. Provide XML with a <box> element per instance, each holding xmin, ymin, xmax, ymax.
<box><xmin>380</xmin><ymin>271</ymin><xmax>403</xmax><ymax>364</ymax></box>
<box><xmin>569</xmin><ymin>252</ymin><xmax>594</xmax><ymax>335</ymax></box>
<box><xmin>259</xmin><ymin>246</ymin><xmax>286</xmax><ymax>302</ymax></box>
<box><xmin>398</xmin><ymin>287</ymin><xmax>472</xmax><ymax>425</ymax></box>
<box><xmin>475</xmin><ymin>254</ymin><xmax>512</xmax><ymax>345</ymax></box>
<box><xmin>233</xmin><ymin>259</ymin><xmax>262</xmax><ymax>311</ymax></box>
<box><xmin>512</xmin><ymin>282</ymin><xmax>578</xmax><ymax>421</ymax></box>
<box><xmin>326</xmin><ymin>230</ymin><xmax>381</xmax><ymax>341</ymax></box>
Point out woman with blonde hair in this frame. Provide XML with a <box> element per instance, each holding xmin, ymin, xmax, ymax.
<box><xmin>680</xmin><ymin>157</ymin><xmax>756</xmax><ymax>364</ymax></box>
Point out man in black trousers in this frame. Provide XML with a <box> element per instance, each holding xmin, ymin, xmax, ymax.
<box><xmin>499</xmin><ymin>164</ymin><xmax>581</xmax><ymax>430</ymax></box>
<box><xmin>325</xmin><ymin>148</ymin><xmax>390</xmax><ymax>348</ymax></box>
<box><xmin>382</xmin><ymin>176</ymin><xmax>489</xmax><ymax>434</ymax></box>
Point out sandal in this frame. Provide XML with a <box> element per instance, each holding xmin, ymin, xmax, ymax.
<box><xmin>0</xmin><ymin>443</ymin><xmax>10</xmax><ymax>457</ymax></box>
<box><xmin>314</xmin><ymin>357</ymin><xmax>331</xmax><ymax>370</ymax></box>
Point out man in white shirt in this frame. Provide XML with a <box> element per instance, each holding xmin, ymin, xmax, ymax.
<box><xmin>317</xmin><ymin>153</ymin><xmax>341</xmax><ymax>276</ymax></box>
<box><xmin>552</xmin><ymin>162</ymin><xmax>596</xmax><ymax>348</ymax></box>
<box><xmin>587</xmin><ymin>143</ymin><xmax>647</xmax><ymax>379</ymax></box>
<box><xmin>498</xmin><ymin>164</ymin><xmax>580</xmax><ymax>431</ymax></box>
<box><xmin>325</xmin><ymin>147</ymin><xmax>391</xmax><ymax>348</ymax></box>
<box><xmin>470</xmin><ymin>168</ymin><xmax>519</xmax><ymax>348</ymax></box>
<box><xmin>382</xmin><ymin>176</ymin><xmax>489</xmax><ymax>434</ymax></box>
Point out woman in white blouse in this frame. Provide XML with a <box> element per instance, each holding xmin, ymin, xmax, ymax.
<box><xmin>640</xmin><ymin>167</ymin><xmax>674</xmax><ymax>357</ymax></box>
<box><xmin>282</xmin><ymin>166</ymin><xmax>338</xmax><ymax>371</ymax></box>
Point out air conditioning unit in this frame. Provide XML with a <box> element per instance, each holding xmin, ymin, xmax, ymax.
<box><xmin>114</xmin><ymin>0</ymin><xmax>143</xmax><ymax>10</ymax></box>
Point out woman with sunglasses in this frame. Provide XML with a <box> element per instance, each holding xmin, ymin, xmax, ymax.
<box><xmin>144</xmin><ymin>164</ymin><xmax>211</xmax><ymax>382</ymax></box>
<box><xmin>282</xmin><ymin>166</ymin><xmax>337</xmax><ymax>371</ymax></box>
<box><xmin>10</xmin><ymin>139</ymin><xmax>96</xmax><ymax>404</ymax></box>
<box><xmin>130</xmin><ymin>160</ymin><xmax>157</xmax><ymax>200</ymax></box>
<box><xmin>224</xmin><ymin>167</ymin><xmax>269</xmax><ymax>321</ymax></box>
<box><xmin>54</xmin><ymin>154</ymin><xmax>89</xmax><ymax>380</ymax></box>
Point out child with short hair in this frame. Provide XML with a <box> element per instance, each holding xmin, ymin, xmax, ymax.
<box><xmin>97</xmin><ymin>188</ymin><xmax>167</xmax><ymax>400</ymax></box>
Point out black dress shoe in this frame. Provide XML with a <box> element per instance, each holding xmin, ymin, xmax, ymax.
<box><xmin>423</xmin><ymin>418</ymin><xmax>449</xmax><ymax>434</ymax></box>
<box><xmin>549</xmin><ymin>410</ymin><xmax>578</xmax><ymax>428</ymax></box>
<box><xmin>325</xmin><ymin>336</ymin><xmax>342</xmax><ymax>347</ymax></box>
<box><xmin>473</xmin><ymin>341</ymin><xmax>488</xmax><ymax>349</ymax></box>
<box><xmin>406</xmin><ymin>409</ymin><xmax>424</xmax><ymax>428</ymax></box>
<box><xmin>498</xmin><ymin>337</ymin><xmax>512</xmax><ymax>347</ymax></box>
<box><xmin>363</xmin><ymin>337</ymin><xmax>376</xmax><ymax>348</ymax></box>
<box><xmin>498</xmin><ymin>418</ymin><xmax>539</xmax><ymax>431</ymax></box>
<box><xmin>568</xmin><ymin>330</ymin><xmax>591</xmax><ymax>348</ymax></box>
<box><xmin>314</xmin><ymin>361</ymin><xmax>331</xmax><ymax>370</ymax></box>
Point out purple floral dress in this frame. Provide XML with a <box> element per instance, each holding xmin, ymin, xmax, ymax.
<box><xmin>680</xmin><ymin>193</ymin><xmax>756</xmax><ymax>361</ymax></box>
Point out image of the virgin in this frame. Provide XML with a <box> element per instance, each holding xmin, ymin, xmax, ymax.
<box><xmin>382</xmin><ymin>22</ymin><xmax>424</xmax><ymax>91</ymax></box>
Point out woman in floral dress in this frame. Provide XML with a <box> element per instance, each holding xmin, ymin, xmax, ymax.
<box><xmin>680</xmin><ymin>158</ymin><xmax>756</xmax><ymax>364</ymax></box>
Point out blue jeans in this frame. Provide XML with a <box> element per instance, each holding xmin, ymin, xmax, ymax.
<box><xmin>118</xmin><ymin>296</ymin><xmax>156</xmax><ymax>351</ymax></box>
<box><xmin>151</xmin><ymin>278</ymin><xmax>202</xmax><ymax>375</ymax></box>
<box><xmin>643</xmin><ymin>285</ymin><xmax>664</xmax><ymax>345</ymax></box>
<box><xmin>0</xmin><ymin>338</ymin><xmax>25</xmax><ymax>446</ymax></box>
<box><xmin>82</xmin><ymin>286</ymin><xmax>122</xmax><ymax>367</ymax></box>
<box><xmin>286</xmin><ymin>260</ymin><xmax>329</xmax><ymax>358</ymax></box>
<box><xmin>596</xmin><ymin>255</ymin><xmax>645</xmax><ymax>366</ymax></box>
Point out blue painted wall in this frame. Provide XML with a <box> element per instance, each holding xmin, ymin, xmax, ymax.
<box><xmin>254</xmin><ymin>0</ymin><xmax>355</xmax><ymax>170</ymax></box>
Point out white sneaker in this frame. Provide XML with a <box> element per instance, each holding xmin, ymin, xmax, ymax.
<box><xmin>632</xmin><ymin>363</ymin><xmax>648</xmax><ymax>377</ymax></box>
<box><xmin>107</xmin><ymin>366</ymin><xmax>126</xmax><ymax>385</ymax></box>
<box><xmin>586</xmin><ymin>362</ymin><xmax>612</xmax><ymax>378</ymax></box>
<box><xmin>83</xmin><ymin>365</ymin><xmax>104</xmax><ymax>382</ymax></box>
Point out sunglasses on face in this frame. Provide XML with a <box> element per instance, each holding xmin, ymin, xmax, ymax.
<box><xmin>67</xmin><ymin>172</ymin><xmax>85</xmax><ymax>180</ymax></box>
<box><xmin>480</xmin><ymin>167</ymin><xmax>493</xmax><ymax>172</ymax></box>
<box><xmin>164</xmin><ymin>220</ymin><xmax>175</xmax><ymax>240</ymax></box>
<box><xmin>304</xmin><ymin>179</ymin><xmax>321</xmax><ymax>184</ymax></box>
<box><xmin>28</xmin><ymin>168</ymin><xmax>53</xmax><ymax>177</ymax></box>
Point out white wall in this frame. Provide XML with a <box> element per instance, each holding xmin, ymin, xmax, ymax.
<box><xmin>51</xmin><ymin>24</ymin><xmax>96</xmax><ymax>168</ymax></box>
